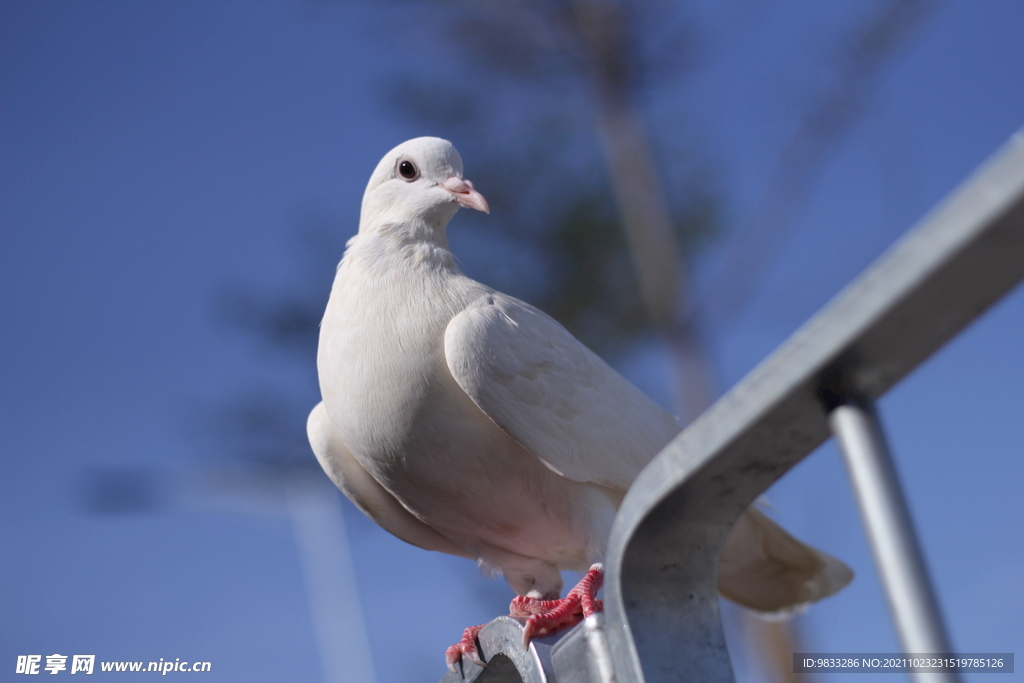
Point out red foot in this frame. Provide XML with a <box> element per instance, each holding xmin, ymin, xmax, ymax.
<box><xmin>509</xmin><ymin>564</ymin><xmax>604</xmax><ymax>647</ymax></box>
<box><xmin>445</xmin><ymin>624</ymin><xmax>486</xmax><ymax>672</ymax></box>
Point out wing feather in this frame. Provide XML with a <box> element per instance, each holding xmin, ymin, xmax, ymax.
<box><xmin>444</xmin><ymin>295</ymin><xmax>681</xmax><ymax>491</ymax></box>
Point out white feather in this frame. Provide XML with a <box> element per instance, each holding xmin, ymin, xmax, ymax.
<box><xmin>445</xmin><ymin>294</ymin><xmax>680</xmax><ymax>490</ymax></box>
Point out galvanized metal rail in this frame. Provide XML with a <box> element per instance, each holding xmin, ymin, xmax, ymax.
<box><xmin>440</xmin><ymin>127</ymin><xmax>1024</xmax><ymax>683</ymax></box>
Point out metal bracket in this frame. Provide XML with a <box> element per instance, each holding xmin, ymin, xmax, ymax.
<box><xmin>438</xmin><ymin>615</ymin><xmax>616</xmax><ymax>683</ymax></box>
<box><xmin>438</xmin><ymin>128</ymin><xmax>1024</xmax><ymax>683</ymax></box>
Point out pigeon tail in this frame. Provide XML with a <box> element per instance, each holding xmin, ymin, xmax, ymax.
<box><xmin>717</xmin><ymin>507</ymin><xmax>853</xmax><ymax>616</ymax></box>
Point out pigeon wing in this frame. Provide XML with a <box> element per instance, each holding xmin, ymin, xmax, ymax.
<box><xmin>444</xmin><ymin>295</ymin><xmax>681</xmax><ymax>491</ymax></box>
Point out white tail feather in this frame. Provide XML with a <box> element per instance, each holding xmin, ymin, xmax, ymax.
<box><xmin>718</xmin><ymin>507</ymin><xmax>853</xmax><ymax>616</ymax></box>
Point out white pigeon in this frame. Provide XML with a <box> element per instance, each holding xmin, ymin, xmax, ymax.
<box><xmin>308</xmin><ymin>137</ymin><xmax>852</xmax><ymax>668</ymax></box>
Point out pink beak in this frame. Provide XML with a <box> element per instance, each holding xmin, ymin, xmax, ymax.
<box><xmin>441</xmin><ymin>176</ymin><xmax>490</xmax><ymax>214</ymax></box>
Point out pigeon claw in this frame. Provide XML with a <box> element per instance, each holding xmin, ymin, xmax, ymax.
<box><xmin>510</xmin><ymin>563</ymin><xmax>605</xmax><ymax>648</ymax></box>
<box><xmin>445</xmin><ymin>624</ymin><xmax>486</xmax><ymax>673</ymax></box>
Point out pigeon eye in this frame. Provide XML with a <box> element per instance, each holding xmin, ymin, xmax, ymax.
<box><xmin>397</xmin><ymin>159</ymin><xmax>419</xmax><ymax>181</ymax></box>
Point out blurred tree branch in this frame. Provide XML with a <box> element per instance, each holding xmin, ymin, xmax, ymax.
<box><xmin>213</xmin><ymin>1</ymin><xmax>940</xmax><ymax>680</ymax></box>
<box><xmin>698</xmin><ymin>0</ymin><xmax>941</xmax><ymax>334</ymax></box>
<box><xmin>370</xmin><ymin>3</ymin><xmax>941</xmax><ymax>683</ymax></box>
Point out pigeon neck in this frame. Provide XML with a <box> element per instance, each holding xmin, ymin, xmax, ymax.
<box><xmin>347</xmin><ymin>218</ymin><xmax>458</xmax><ymax>273</ymax></box>
<box><xmin>362</xmin><ymin>216</ymin><xmax>452</xmax><ymax>249</ymax></box>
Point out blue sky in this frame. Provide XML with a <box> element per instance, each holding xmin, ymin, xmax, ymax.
<box><xmin>2</xmin><ymin>2</ymin><xmax>1022</xmax><ymax>682</ymax></box>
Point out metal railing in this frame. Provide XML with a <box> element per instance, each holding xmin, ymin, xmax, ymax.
<box><xmin>439</xmin><ymin>126</ymin><xmax>1024</xmax><ymax>683</ymax></box>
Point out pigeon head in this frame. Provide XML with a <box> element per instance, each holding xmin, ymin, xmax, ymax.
<box><xmin>359</xmin><ymin>137</ymin><xmax>489</xmax><ymax>236</ymax></box>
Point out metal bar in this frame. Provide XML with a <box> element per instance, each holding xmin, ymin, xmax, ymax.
<box><xmin>440</xmin><ymin>128</ymin><xmax>1024</xmax><ymax>683</ymax></box>
<box><xmin>287</xmin><ymin>479</ymin><xmax>378</xmax><ymax>683</ymax></box>
<box><xmin>829</xmin><ymin>397</ymin><xmax>961</xmax><ymax>683</ymax></box>
<box><xmin>598</xmin><ymin>127</ymin><xmax>1024</xmax><ymax>683</ymax></box>
<box><xmin>437</xmin><ymin>617</ymin><xmax>562</xmax><ymax>683</ymax></box>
